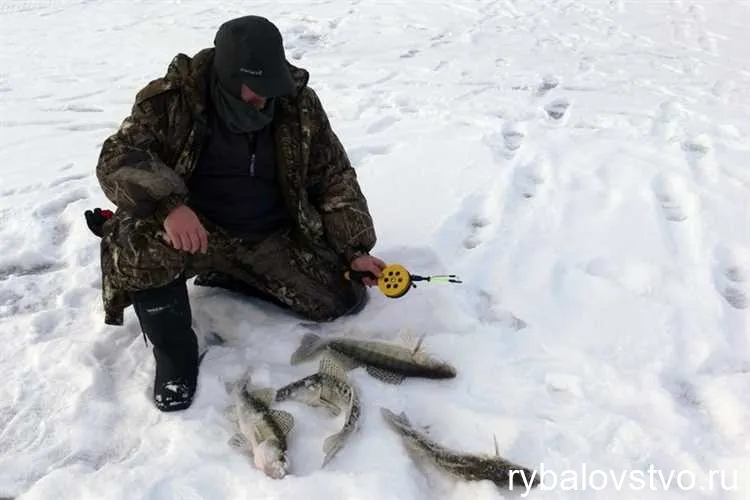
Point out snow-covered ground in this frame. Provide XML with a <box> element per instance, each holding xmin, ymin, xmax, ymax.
<box><xmin>1</xmin><ymin>0</ymin><xmax>749</xmax><ymax>498</ymax></box>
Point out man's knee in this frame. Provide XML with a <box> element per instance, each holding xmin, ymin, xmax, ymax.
<box><xmin>102</xmin><ymin>215</ymin><xmax>185</xmax><ymax>292</ymax></box>
<box><xmin>290</xmin><ymin>282</ymin><xmax>369</xmax><ymax>322</ymax></box>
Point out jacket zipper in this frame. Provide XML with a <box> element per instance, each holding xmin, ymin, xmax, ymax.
<box><xmin>249</xmin><ymin>133</ymin><xmax>258</xmax><ymax>177</ymax></box>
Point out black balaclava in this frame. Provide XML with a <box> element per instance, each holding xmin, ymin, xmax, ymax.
<box><xmin>209</xmin><ymin>70</ymin><xmax>275</xmax><ymax>133</ymax></box>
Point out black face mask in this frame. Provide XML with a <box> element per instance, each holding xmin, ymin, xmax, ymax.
<box><xmin>209</xmin><ymin>70</ymin><xmax>275</xmax><ymax>134</ymax></box>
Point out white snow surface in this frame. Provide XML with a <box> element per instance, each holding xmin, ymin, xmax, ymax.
<box><xmin>1</xmin><ymin>0</ymin><xmax>750</xmax><ymax>498</ymax></box>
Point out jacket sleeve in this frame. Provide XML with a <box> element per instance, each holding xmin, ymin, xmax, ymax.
<box><xmin>95</xmin><ymin>80</ymin><xmax>189</xmax><ymax>221</ymax></box>
<box><xmin>306</xmin><ymin>90</ymin><xmax>377</xmax><ymax>264</ymax></box>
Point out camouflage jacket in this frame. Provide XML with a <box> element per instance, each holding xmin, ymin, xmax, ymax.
<box><xmin>96</xmin><ymin>49</ymin><xmax>377</xmax><ymax>324</ymax></box>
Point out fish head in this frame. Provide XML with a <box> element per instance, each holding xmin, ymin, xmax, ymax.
<box><xmin>418</xmin><ymin>355</ymin><xmax>457</xmax><ymax>377</ymax></box>
<box><xmin>438</xmin><ymin>360</ymin><xmax>457</xmax><ymax>377</ymax></box>
<box><xmin>253</xmin><ymin>440</ymin><xmax>289</xmax><ymax>479</ymax></box>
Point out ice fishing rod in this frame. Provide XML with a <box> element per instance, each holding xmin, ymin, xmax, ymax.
<box><xmin>345</xmin><ymin>264</ymin><xmax>462</xmax><ymax>299</ymax></box>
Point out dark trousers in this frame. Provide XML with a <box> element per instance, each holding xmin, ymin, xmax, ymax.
<box><xmin>101</xmin><ymin>213</ymin><xmax>366</xmax><ymax>323</ymax></box>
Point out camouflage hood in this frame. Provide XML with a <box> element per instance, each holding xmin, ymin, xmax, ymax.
<box><xmin>141</xmin><ymin>47</ymin><xmax>311</xmax><ymax>124</ymax></box>
<box><xmin>95</xmin><ymin>48</ymin><xmax>376</xmax><ymax>325</ymax></box>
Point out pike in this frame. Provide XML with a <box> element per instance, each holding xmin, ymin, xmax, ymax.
<box><xmin>275</xmin><ymin>355</ymin><xmax>361</xmax><ymax>467</ymax></box>
<box><xmin>289</xmin><ymin>332</ymin><xmax>457</xmax><ymax>384</ymax></box>
<box><xmin>380</xmin><ymin>407</ymin><xmax>540</xmax><ymax>491</ymax></box>
<box><xmin>224</xmin><ymin>374</ymin><xmax>295</xmax><ymax>479</ymax></box>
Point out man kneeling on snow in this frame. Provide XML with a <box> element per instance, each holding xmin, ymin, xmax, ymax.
<box><xmin>90</xmin><ymin>15</ymin><xmax>385</xmax><ymax>412</ymax></box>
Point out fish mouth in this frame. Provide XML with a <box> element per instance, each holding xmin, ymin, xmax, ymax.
<box><xmin>428</xmin><ymin>362</ymin><xmax>457</xmax><ymax>377</ymax></box>
<box><xmin>443</xmin><ymin>365</ymin><xmax>458</xmax><ymax>377</ymax></box>
<box><xmin>263</xmin><ymin>461</ymin><xmax>289</xmax><ymax>480</ymax></box>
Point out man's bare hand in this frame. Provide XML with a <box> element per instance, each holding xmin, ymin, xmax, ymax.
<box><xmin>163</xmin><ymin>204</ymin><xmax>208</xmax><ymax>254</ymax></box>
<box><xmin>350</xmin><ymin>254</ymin><xmax>387</xmax><ymax>287</ymax></box>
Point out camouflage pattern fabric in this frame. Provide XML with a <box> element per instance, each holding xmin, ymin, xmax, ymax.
<box><xmin>95</xmin><ymin>48</ymin><xmax>377</xmax><ymax>325</ymax></box>
<box><xmin>101</xmin><ymin>212</ymin><xmax>364</xmax><ymax>324</ymax></box>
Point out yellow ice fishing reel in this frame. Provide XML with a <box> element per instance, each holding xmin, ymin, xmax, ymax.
<box><xmin>345</xmin><ymin>263</ymin><xmax>462</xmax><ymax>299</ymax></box>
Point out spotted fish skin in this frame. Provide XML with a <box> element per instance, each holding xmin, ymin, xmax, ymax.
<box><xmin>380</xmin><ymin>407</ymin><xmax>539</xmax><ymax>491</ymax></box>
<box><xmin>290</xmin><ymin>332</ymin><xmax>457</xmax><ymax>384</ymax></box>
<box><xmin>225</xmin><ymin>376</ymin><xmax>295</xmax><ymax>479</ymax></box>
<box><xmin>276</xmin><ymin>356</ymin><xmax>361</xmax><ymax>467</ymax></box>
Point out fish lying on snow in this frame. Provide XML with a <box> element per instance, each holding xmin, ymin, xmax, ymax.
<box><xmin>224</xmin><ymin>374</ymin><xmax>295</xmax><ymax>479</ymax></box>
<box><xmin>275</xmin><ymin>354</ymin><xmax>361</xmax><ymax>467</ymax></box>
<box><xmin>380</xmin><ymin>407</ymin><xmax>540</xmax><ymax>491</ymax></box>
<box><xmin>290</xmin><ymin>332</ymin><xmax>457</xmax><ymax>384</ymax></box>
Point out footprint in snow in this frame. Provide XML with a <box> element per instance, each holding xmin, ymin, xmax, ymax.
<box><xmin>463</xmin><ymin>213</ymin><xmax>491</xmax><ymax>250</ymax></box>
<box><xmin>662</xmin><ymin>374</ymin><xmax>703</xmax><ymax>413</ymax></box>
<box><xmin>651</xmin><ymin>173</ymin><xmax>697</xmax><ymax>222</ymax></box>
<box><xmin>682</xmin><ymin>133</ymin><xmax>719</xmax><ymax>183</ymax></box>
<box><xmin>451</xmin><ymin>192</ymin><xmax>494</xmax><ymax>250</ymax></box>
<box><xmin>514</xmin><ymin>157</ymin><xmax>551</xmax><ymax>199</ymax></box>
<box><xmin>688</xmin><ymin>3</ymin><xmax>706</xmax><ymax>23</ymax></box>
<box><xmin>534</xmin><ymin>74</ymin><xmax>559</xmax><ymax>97</ymax></box>
<box><xmin>476</xmin><ymin>290</ymin><xmax>527</xmax><ymax>330</ymax></box>
<box><xmin>48</xmin><ymin>172</ymin><xmax>88</xmax><ymax>188</ymax></box>
<box><xmin>544</xmin><ymin>97</ymin><xmax>571</xmax><ymax>121</ymax></box>
<box><xmin>0</xmin><ymin>261</ymin><xmax>64</xmax><ymax>281</ymax></box>
<box><xmin>501</xmin><ymin>120</ymin><xmax>527</xmax><ymax>155</ymax></box>
<box><xmin>698</xmin><ymin>33</ymin><xmax>718</xmax><ymax>55</ymax></box>
<box><xmin>651</xmin><ymin>173</ymin><xmax>702</xmax><ymax>265</ymax></box>
<box><xmin>713</xmin><ymin>245</ymin><xmax>750</xmax><ymax>310</ymax></box>
<box><xmin>650</xmin><ymin>100</ymin><xmax>684</xmax><ymax>142</ymax></box>
<box><xmin>33</xmin><ymin>187</ymin><xmax>88</xmax><ymax>218</ymax></box>
<box><xmin>711</xmin><ymin>80</ymin><xmax>735</xmax><ymax>101</ymax></box>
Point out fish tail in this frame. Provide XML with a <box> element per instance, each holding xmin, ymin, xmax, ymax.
<box><xmin>321</xmin><ymin>428</ymin><xmax>351</xmax><ymax>467</ymax></box>
<box><xmin>223</xmin><ymin>369</ymin><xmax>253</xmax><ymax>394</ymax></box>
<box><xmin>290</xmin><ymin>332</ymin><xmax>327</xmax><ymax>364</ymax></box>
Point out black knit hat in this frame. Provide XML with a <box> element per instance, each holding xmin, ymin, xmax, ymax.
<box><xmin>213</xmin><ymin>15</ymin><xmax>296</xmax><ymax>98</ymax></box>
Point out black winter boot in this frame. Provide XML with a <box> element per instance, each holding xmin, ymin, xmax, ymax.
<box><xmin>131</xmin><ymin>279</ymin><xmax>199</xmax><ymax>412</ymax></box>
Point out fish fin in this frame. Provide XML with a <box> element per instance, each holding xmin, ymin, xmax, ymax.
<box><xmin>320</xmin><ymin>400</ymin><xmax>343</xmax><ymax>417</ymax></box>
<box><xmin>307</xmin><ymin>382</ymin><xmax>343</xmax><ymax>416</ymax></box>
<box><xmin>224</xmin><ymin>368</ymin><xmax>254</xmax><ymax>394</ymax></box>
<box><xmin>308</xmin><ymin>392</ymin><xmax>342</xmax><ymax>416</ymax></box>
<box><xmin>269</xmin><ymin>409</ymin><xmax>295</xmax><ymax>436</ymax></box>
<box><xmin>327</xmin><ymin>350</ymin><xmax>361</xmax><ymax>371</ymax></box>
<box><xmin>397</xmin><ymin>328</ymin><xmax>424</xmax><ymax>353</ymax></box>
<box><xmin>228</xmin><ymin>433</ymin><xmax>251</xmax><ymax>452</ymax></box>
<box><xmin>290</xmin><ymin>332</ymin><xmax>327</xmax><ymax>364</ymax></box>
<box><xmin>366</xmin><ymin>365</ymin><xmax>406</xmax><ymax>385</ymax></box>
<box><xmin>397</xmin><ymin>326</ymin><xmax>414</xmax><ymax>342</ymax></box>
<box><xmin>411</xmin><ymin>333</ymin><xmax>426</xmax><ymax>356</ymax></box>
<box><xmin>223</xmin><ymin>404</ymin><xmax>238</xmax><ymax>423</ymax></box>
<box><xmin>319</xmin><ymin>353</ymin><xmax>349</xmax><ymax>382</ymax></box>
<box><xmin>318</xmin><ymin>384</ymin><xmax>339</xmax><ymax>410</ymax></box>
<box><xmin>398</xmin><ymin>411</ymin><xmax>412</xmax><ymax>426</ymax></box>
<box><xmin>250</xmin><ymin>388</ymin><xmax>275</xmax><ymax>407</ymax></box>
<box><xmin>321</xmin><ymin>430</ymin><xmax>348</xmax><ymax>468</ymax></box>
